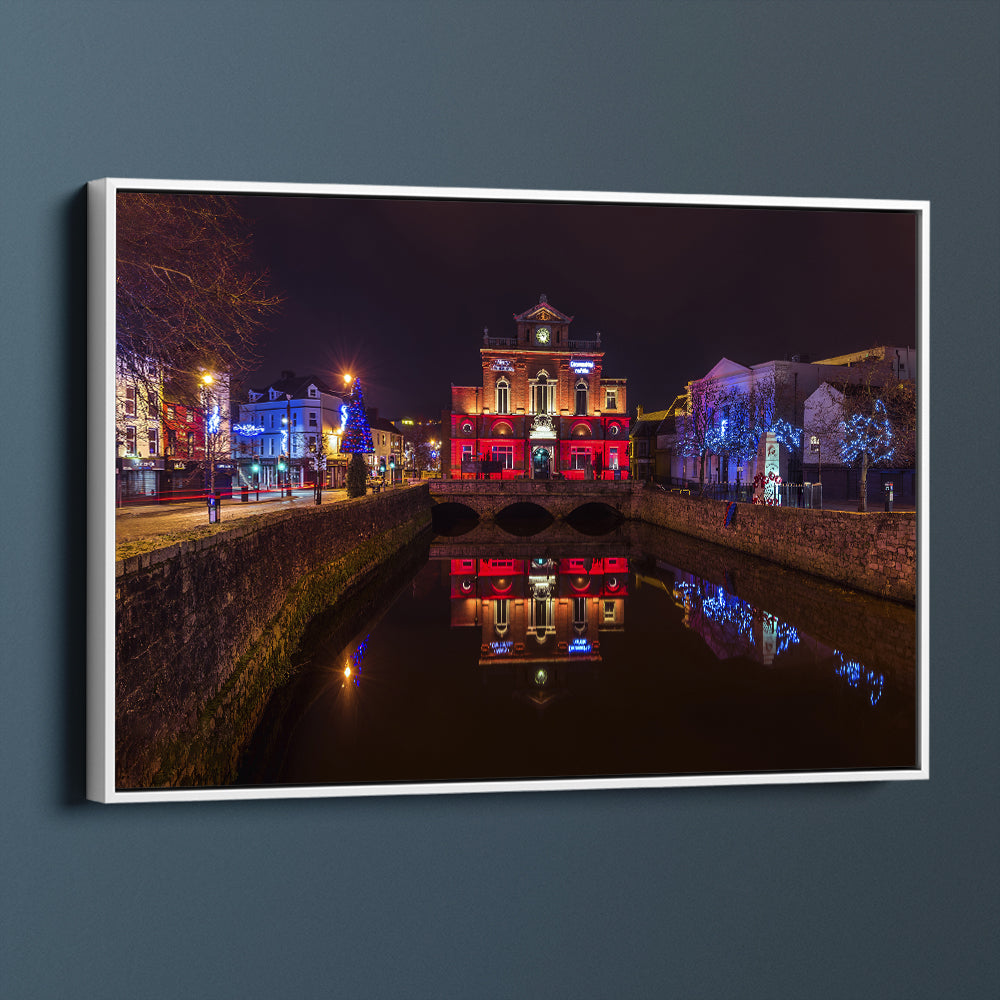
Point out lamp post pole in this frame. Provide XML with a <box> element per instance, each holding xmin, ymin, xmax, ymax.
<box><xmin>284</xmin><ymin>394</ymin><xmax>292</xmax><ymax>497</ymax></box>
<box><xmin>201</xmin><ymin>373</ymin><xmax>216</xmax><ymax>519</ymax></box>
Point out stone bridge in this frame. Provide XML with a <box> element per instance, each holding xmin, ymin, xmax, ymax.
<box><xmin>428</xmin><ymin>479</ymin><xmax>637</xmax><ymax>520</ymax></box>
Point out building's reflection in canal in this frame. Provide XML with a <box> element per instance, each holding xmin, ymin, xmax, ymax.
<box><xmin>448</xmin><ymin>555</ymin><xmax>627</xmax><ymax>708</ymax></box>
<box><xmin>238</xmin><ymin>527</ymin><xmax>916</xmax><ymax>788</ymax></box>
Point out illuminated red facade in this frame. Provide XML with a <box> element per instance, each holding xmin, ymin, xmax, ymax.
<box><xmin>447</xmin><ymin>296</ymin><xmax>629</xmax><ymax>480</ymax></box>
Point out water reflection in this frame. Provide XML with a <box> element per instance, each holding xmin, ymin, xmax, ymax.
<box><xmin>239</xmin><ymin>525</ymin><xmax>916</xmax><ymax>786</ymax></box>
<box><xmin>662</xmin><ymin>570</ymin><xmax>888</xmax><ymax>708</ymax></box>
<box><xmin>448</xmin><ymin>555</ymin><xmax>627</xmax><ymax>707</ymax></box>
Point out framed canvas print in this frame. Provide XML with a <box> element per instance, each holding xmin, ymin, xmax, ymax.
<box><xmin>88</xmin><ymin>179</ymin><xmax>929</xmax><ymax>803</ymax></box>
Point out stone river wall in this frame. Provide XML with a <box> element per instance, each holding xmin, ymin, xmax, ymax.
<box><xmin>630</xmin><ymin>488</ymin><xmax>916</xmax><ymax>604</ymax></box>
<box><xmin>115</xmin><ymin>485</ymin><xmax>432</xmax><ymax>789</ymax></box>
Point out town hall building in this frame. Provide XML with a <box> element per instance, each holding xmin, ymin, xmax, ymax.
<box><xmin>446</xmin><ymin>295</ymin><xmax>629</xmax><ymax>480</ymax></box>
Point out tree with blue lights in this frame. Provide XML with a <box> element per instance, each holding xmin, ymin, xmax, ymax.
<box><xmin>339</xmin><ymin>379</ymin><xmax>374</xmax><ymax>456</ymax></box>
<box><xmin>840</xmin><ymin>397</ymin><xmax>895</xmax><ymax>512</ymax></box>
<box><xmin>340</xmin><ymin>379</ymin><xmax>374</xmax><ymax>498</ymax></box>
<box><xmin>835</xmin><ymin>355</ymin><xmax>915</xmax><ymax>512</ymax></box>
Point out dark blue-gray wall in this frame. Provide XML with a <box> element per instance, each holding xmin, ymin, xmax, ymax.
<box><xmin>1</xmin><ymin>2</ymin><xmax>996</xmax><ymax>997</ymax></box>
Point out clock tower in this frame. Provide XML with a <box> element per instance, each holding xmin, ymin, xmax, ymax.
<box><xmin>448</xmin><ymin>294</ymin><xmax>629</xmax><ymax>481</ymax></box>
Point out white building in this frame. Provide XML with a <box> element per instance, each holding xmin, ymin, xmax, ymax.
<box><xmin>667</xmin><ymin>347</ymin><xmax>916</xmax><ymax>487</ymax></box>
<box><xmin>115</xmin><ymin>359</ymin><xmax>164</xmax><ymax>502</ymax></box>
<box><xmin>236</xmin><ymin>372</ymin><xmax>349</xmax><ymax>491</ymax></box>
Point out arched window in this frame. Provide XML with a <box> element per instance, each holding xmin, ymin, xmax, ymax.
<box><xmin>531</xmin><ymin>370</ymin><xmax>555</xmax><ymax>415</ymax></box>
<box><xmin>575</xmin><ymin>379</ymin><xmax>589</xmax><ymax>415</ymax></box>
<box><xmin>495</xmin><ymin>377</ymin><xmax>510</xmax><ymax>414</ymax></box>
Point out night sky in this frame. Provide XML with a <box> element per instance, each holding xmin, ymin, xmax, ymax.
<box><xmin>235</xmin><ymin>191</ymin><xmax>918</xmax><ymax>420</ymax></box>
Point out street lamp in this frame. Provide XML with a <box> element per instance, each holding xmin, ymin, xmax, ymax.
<box><xmin>283</xmin><ymin>393</ymin><xmax>292</xmax><ymax>497</ymax></box>
<box><xmin>201</xmin><ymin>373</ymin><xmax>217</xmax><ymax>520</ymax></box>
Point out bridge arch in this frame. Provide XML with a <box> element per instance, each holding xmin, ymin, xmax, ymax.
<box><xmin>493</xmin><ymin>502</ymin><xmax>555</xmax><ymax>536</ymax></box>
<box><xmin>564</xmin><ymin>502</ymin><xmax>626</xmax><ymax>535</ymax></box>
<box><xmin>430</xmin><ymin>501</ymin><xmax>480</xmax><ymax>535</ymax></box>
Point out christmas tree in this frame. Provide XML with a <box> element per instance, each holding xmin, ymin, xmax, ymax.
<box><xmin>339</xmin><ymin>379</ymin><xmax>374</xmax><ymax>455</ymax></box>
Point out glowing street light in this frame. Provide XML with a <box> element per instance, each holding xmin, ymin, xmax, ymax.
<box><xmin>201</xmin><ymin>372</ymin><xmax>219</xmax><ymax>520</ymax></box>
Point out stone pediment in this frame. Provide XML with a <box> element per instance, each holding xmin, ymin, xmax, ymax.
<box><xmin>514</xmin><ymin>294</ymin><xmax>573</xmax><ymax>325</ymax></box>
<box><xmin>702</xmin><ymin>357</ymin><xmax>752</xmax><ymax>381</ymax></box>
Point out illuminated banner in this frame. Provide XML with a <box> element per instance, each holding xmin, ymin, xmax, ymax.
<box><xmin>491</xmin><ymin>359</ymin><xmax>514</xmax><ymax>371</ymax></box>
<box><xmin>232</xmin><ymin>423</ymin><xmax>265</xmax><ymax>437</ymax></box>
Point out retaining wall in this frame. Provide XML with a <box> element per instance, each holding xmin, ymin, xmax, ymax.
<box><xmin>115</xmin><ymin>485</ymin><xmax>432</xmax><ymax>788</ymax></box>
<box><xmin>630</xmin><ymin>488</ymin><xmax>916</xmax><ymax>604</ymax></box>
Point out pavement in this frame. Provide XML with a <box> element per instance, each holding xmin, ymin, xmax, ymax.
<box><xmin>115</xmin><ymin>483</ymin><xmax>414</xmax><ymax>543</ymax></box>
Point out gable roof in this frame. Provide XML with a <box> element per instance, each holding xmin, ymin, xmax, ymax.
<box><xmin>249</xmin><ymin>373</ymin><xmax>340</xmax><ymax>401</ymax></box>
<box><xmin>370</xmin><ymin>416</ymin><xmax>403</xmax><ymax>436</ymax></box>
<box><xmin>700</xmin><ymin>357</ymin><xmax>753</xmax><ymax>381</ymax></box>
<box><xmin>513</xmin><ymin>294</ymin><xmax>574</xmax><ymax>325</ymax></box>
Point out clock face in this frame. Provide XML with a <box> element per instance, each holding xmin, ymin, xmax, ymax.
<box><xmin>535</xmin><ymin>326</ymin><xmax>551</xmax><ymax>344</ymax></box>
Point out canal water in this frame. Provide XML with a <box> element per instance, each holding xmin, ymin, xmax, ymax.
<box><xmin>238</xmin><ymin>519</ymin><xmax>917</xmax><ymax>788</ymax></box>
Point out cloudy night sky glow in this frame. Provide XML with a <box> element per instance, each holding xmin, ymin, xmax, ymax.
<box><xmin>233</xmin><ymin>191</ymin><xmax>918</xmax><ymax>419</ymax></box>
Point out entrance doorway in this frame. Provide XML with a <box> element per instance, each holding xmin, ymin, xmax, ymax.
<box><xmin>532</xmin><ymin>446</ymin><xmax>551</xmax><ymax>480</ymax></box>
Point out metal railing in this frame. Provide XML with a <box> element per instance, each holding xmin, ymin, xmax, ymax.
<box><xmin>483</xmin><ymin>336</ymin><xmax>602</xmax><ymax>351</ymax></box>
<box><xmin>663</xmin><ymin>480</ymin><xmax>824</xmax><ymax>509</ymax></box>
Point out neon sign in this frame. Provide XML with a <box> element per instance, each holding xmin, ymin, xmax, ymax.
<box><xmin>567</xmin><ymin>638</ymin><xmax>592</xmax><ymax>654</ymax></box>
<box><xmin>570</xmin><ymin>360</ymin><xmax>594</xmax><ymax>373</ymax></box>
<box><xmin>491</xmin><ymin>360</ymin><xmax>514</xmax><ymax>372</ymax></box>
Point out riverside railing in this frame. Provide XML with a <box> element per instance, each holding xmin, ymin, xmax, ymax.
<box><xmin>665</xmin><ymin>481</ymin><xmax>824</xmax><ymax>509</ymax></box>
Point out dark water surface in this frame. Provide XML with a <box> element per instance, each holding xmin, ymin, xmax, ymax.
<box><xmin>238</xmin><ymin>521</ymin><xmax>917</xmax><ymax>787</ymax></box>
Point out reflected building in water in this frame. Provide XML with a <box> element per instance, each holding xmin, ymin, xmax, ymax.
<box><xmin>638</xmin><ymin>563</ymin><xmax>887</xmax><ymax>707</ymax></box>
<box><xmin>447</xmin><ymin>555</ymin><xmax>628</xmax><ymax>706</ymax></box>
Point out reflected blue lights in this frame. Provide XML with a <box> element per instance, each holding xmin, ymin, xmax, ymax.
<box><xmin>672</xmin><ymin>579</ymin><xmax>883</xmax><ymax>707</ymax></box>
<box><xmin>833</xmin><ymin>650</ymin><xmax>884</xmax><ymax>706</ymax></box>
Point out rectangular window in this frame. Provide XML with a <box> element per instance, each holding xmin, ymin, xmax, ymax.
<box><xmin>461</xmin><ymin>444</ymin><xmax>473</xmax><ymax>463</ymax></box>
<box><xmin>269</xmin><ymin>438</ymin><xmax>274</xmax><ymax>456</ymax></box>
<box><xmin>492</xmin><ymin>445</ymin><xmax>514</xmax><ymax>469</ymax></box>
<box><xmin>573</xmin><ymin>597</ymin><xmax>588</xmax><ymax>626</ymax></box>
<box><xmin>148</xmin><ymin>389</ymin><xmax>158</xmax><ymax>412</ymax></box>
<box><xmin>185</xmin><ymin>408</ymin><xmax>193</xmax><ymax>423</ymax></box>
<box><xmin>570</xmin><ymin>446</ymin><xmax>592</xmax><ymax>470</ymax></box>
<box><xmin>605</xmin><ymin>389</ymin><xmax>617</xmax><ymax>411</ymax></box>
<box><xmin>124</xmin><ymin>387</ymin><xmax>136</xmax><ymax>416</ymax></box>
<box><xmin>494</xmin><ymin>599</ymin><xmax>508</xmax><ymax>631</ymax></box>
<box><xmin>603</xmin><ymin>600</ymin><xmax>616</xmax><ymax>623</ymax></box>
<box><xmin>186</xmin><ymin>431</ymin><xmax>194</xmax><ymax>455</ymax></box>
<box><xmin>309</xmin><ymin>412</ymin><xmax>318</xmax><ymax>427</ymax></box>
<box><xmin>166</xmin><ymin>404</ymin><xmax>175</xmax><ymax>420</ymax></box>
<box><xmin>125</xmin><ymin>426</ymin><xmax>136</xmax><ymax>453</ymax></box>
<box><xmin>307</xmin><ymin>436</ymin><xmax>316</xmax><ymax>450</ymax></box>
<box><xmin>531</xmin><ymin>381</ymin><xmax>555</xmax><ymax>414</ymax></box>
<box><xmin>495</xmin><ymin>381</ymin><xmax>510</xmax><ymax>414</ymax></box>
<box><xmin>148</xmin><ymin>428</ymin><xmax>158</xmax><ymax>456</ymax></box>
<box><xmin>609</xmin><ymin>446</ymin><xmax>619</xmax><ymax>469</ymax></box>
<box><xmin>167</xmin><ymin>429</ymin><xmax>177</xmax><ymax>455</ymax></box>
